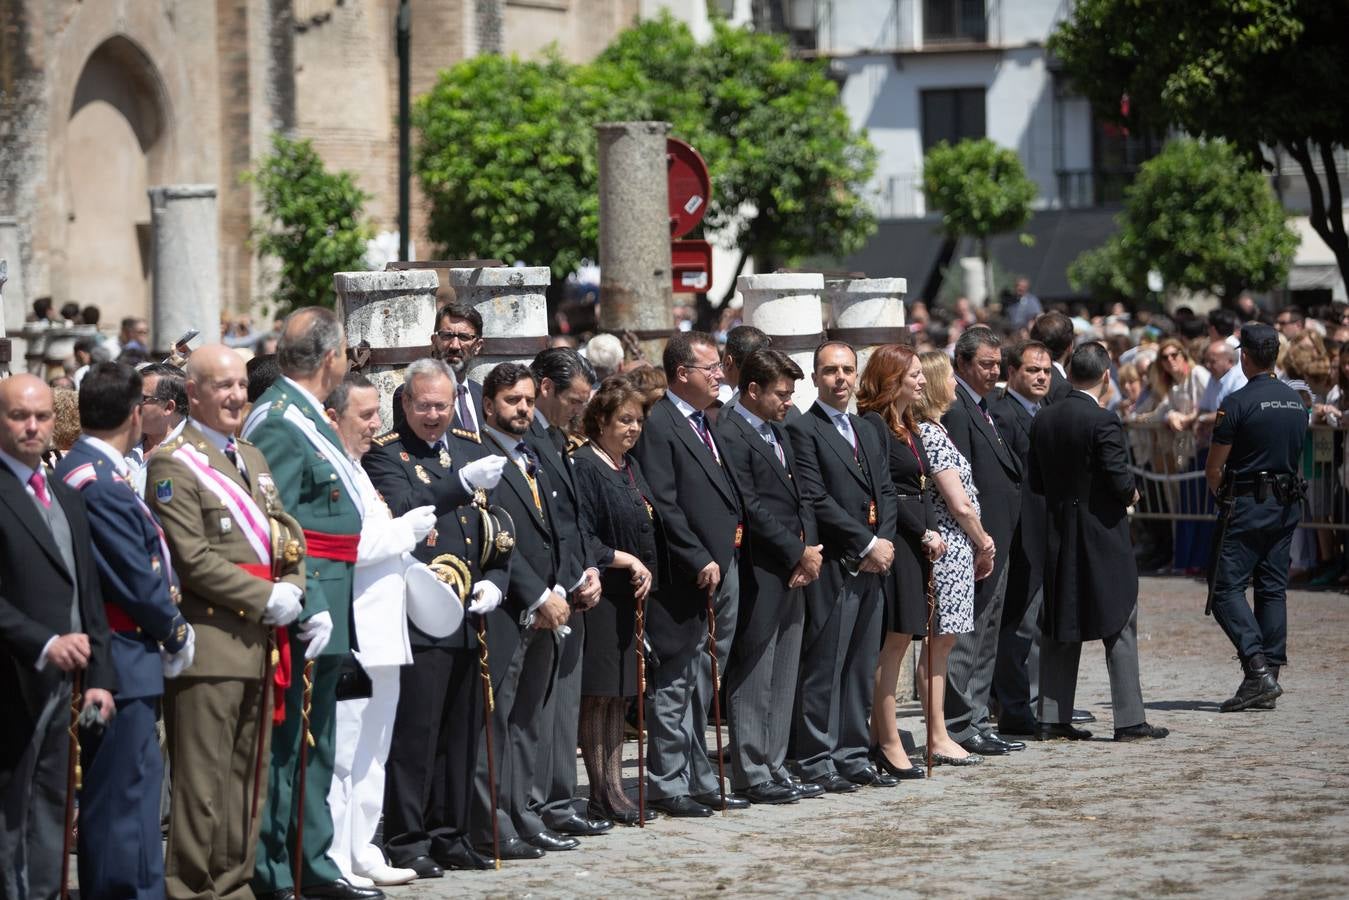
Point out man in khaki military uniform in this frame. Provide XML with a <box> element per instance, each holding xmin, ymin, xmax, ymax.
<box><xmin>147</xmin><ymin>345</ymin><xmax>307</xmax><ymax>900</ymax></box>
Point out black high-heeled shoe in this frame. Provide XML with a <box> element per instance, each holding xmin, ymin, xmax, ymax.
<box><xmin>588</xmin><ymin>797</ymin><xmax>656</xmax><ymax>826</ymax></box>
<box><xmin>870</xmin><ymin>744</ymin><xmax>926</xmax><ymax>780</ymax></box>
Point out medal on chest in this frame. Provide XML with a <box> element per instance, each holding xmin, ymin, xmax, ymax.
<box><xmin>415</xmin><ymin>464</ymin><xmax>432</xmax><ymax>484</ymax></box>
<box><xmin>438</xmin><ymin>447</ymin><xmax>452</xmax><ymax>468</ymax></box>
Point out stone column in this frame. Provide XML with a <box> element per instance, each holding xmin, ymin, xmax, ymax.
<box><xmin>0</xmin><ymin>218</ymin><xmax>25</xmax><ymax>371</ymax></box>
<box><xmin>826</xmin><ymin>277</ymin><xmax>908</xmax><ymax>376</ymax></box>
<box><xmin>736</xmin><ymin>273</ymin><xmax>826</xmax><ymax>410</ymax></box>
<box><xmin>596</xmin><ymin>121</ymin><xmax>674</xmax><ymax>363</ymax></box>
<box><xmin>336</xmin><ymin>268</ymin><xmax>441</xmax><ymax>432</ymax></box>
<box><xmin>448</xmin><ymin>266</ymin><xmax>551</xmax><ymax>384</ymax></box>
<box><xmin>148</xmin><ymin>185</ymin><xmax>221</xmax><ymax>355</ymax></box>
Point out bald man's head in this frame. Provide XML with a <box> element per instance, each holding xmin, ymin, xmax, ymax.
<box><xmin>0</xmin><ymin>374</ymin><xmax>55</xmax><ymax>467</ymax></box>
<box><xmin>185</xmin><ymin>344</ymin><xmax>249</xmax><ymax>435</ymax></box>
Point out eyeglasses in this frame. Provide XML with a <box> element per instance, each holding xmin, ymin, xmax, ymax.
<box><xmin>683</xmin><ymin>362</ymin><xmax>724</xmax><ymax>375</ymax></box>
<box><xmin>411</xmin><ymin>401</ymin><xmax>452</xmax><ymax>414</ymax></box>
<box><xmin>140</xmin><ymin>395</ymin><xmax>163</xmax><ymax>406</ymax></box>
<box><xmin>435</xmin><ymin>330</ymin><xmax>478</xmax><ymax>344</ymax></box>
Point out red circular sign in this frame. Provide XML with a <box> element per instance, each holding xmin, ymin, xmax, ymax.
<box><xmin>668</xmin><ymin>137</ymin><xmax>711</xmax><ymax>239</ymax></box>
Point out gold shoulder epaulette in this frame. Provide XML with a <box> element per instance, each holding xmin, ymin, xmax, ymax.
<box><xmin>373</xmin><ymin>431</ymin><xmax>400</xmax><ymax>447</ymax></box>
<box><xmin>451</xmin><ymin>428</ymin><xmax>481</xmax><ymax>444</ymax></box>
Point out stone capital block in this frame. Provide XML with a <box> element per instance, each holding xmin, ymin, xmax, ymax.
<box><xmin>736</xmin><ymin>272</ymin><xmax>826</xmax><ymax>410</ymax></box>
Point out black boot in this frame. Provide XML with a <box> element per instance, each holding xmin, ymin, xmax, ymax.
<box><xmin>1220</xmin><ymin>656</ymin><xmax>1282</xmax><ymax>713</ymax></box>
<box><xmin>1251</xmin><ymin>665</ymin><xmax>1280</xmax><ymax>710</ymax></box>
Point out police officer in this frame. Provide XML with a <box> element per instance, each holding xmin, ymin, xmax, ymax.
<box><xmin>362</xmin><ymin>358</ymin><xmax>507</xmax><ymax>876</ymax></box>
<box><xmin>1205</xmin><ymin>323</ymin><xmax>1308</xmax><ymax>713</ymax></box>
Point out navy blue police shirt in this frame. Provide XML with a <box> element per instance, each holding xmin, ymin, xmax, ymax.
<box><xmin>1211</xmin><ymin>372</ymin><xmax>1308</xmax><ymax>476</ymax></box>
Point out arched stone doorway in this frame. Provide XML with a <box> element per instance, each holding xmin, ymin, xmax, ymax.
<box><xmin>62</xmin><ymin>36</ymin><xmax>170</xmax><ymax>329</ymax></box>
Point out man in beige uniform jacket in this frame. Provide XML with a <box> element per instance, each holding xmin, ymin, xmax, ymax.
<box><xmin>147</xmin><ymin>345</ymin><xmax>307</xmax><ymax>900</ymax></box>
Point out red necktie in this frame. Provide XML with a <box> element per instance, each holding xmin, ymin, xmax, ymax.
<box><xmin>28</xmin><ymin>470</ymin><xmax>51</xmax><ymax>509</ymax></box>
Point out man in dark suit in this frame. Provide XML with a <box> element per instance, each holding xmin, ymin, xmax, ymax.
<box><xmin>57</xmin><ymin>363</ymin><xmax>194</xmax><ymax>898</ymax></box>
<box><xmin>391</xmin><ymin>303</ymin><xmax>485</xmax><ymax>437</ymax></box>
<box><xmin>989</xmin><ymin>341</ymin><xmax>1052</xmax><ymax>736</ymax></box>
<box><xmin>362</xmin><ymin>359</ymin><xmax>507</xmax><ymax>877</ymax></box>
<box><xmin>1031</xmin><ymin>310</ymin><xmax>1074</xmax><ymax>405</ymax></box>
<box><xmin>0</xmin><ymin>374</ymin><xmax>117</xmax><ymax>900</ymax></box>
<box><xmin>787</xmin><ymin>341</ymin><xmax>899</xmax><ymax>793</ymax></box>
<box><xmin>941</xmin><ymin>327</ymin><xmax>1025</xmax><ymax>757</ymax></box>
<box><xmin>474</xmin><ymin>363</ymin><xmax>586</xmax><ymax>858</ymax></box>
<box><xmin>1028</xmin><ymin>343</ymin><xmax>1169</xmax><ymax>743</ymax></box>
<box><xmin>631</xmin><ymin>331</ymin><xmax>748</xmax><ymax>817</ymax></box>
<box><xmin>718</xmin><ymin>350</ymin><xmax>823</xmax><ymax>805</ymax></box>
<box><xmin>523</xmin><ymin>349</ymin><xmax>608</xmax><ymax>838</ymax></box>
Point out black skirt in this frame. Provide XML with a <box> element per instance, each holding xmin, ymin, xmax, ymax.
<box><xmin>582</xmin><ymin>573</ymin><xmax>643</xmax><ymax>697</ymax></box>
<box><xmin>884</xmin><ymin>495</ymin><xmax>930</xmax><ymax>637</ymax></box>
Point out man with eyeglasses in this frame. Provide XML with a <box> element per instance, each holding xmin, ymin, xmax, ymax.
<box><xmin>393</xmin><ymin>304</ymin><xmax>486</xmax><ymax>438</ymax></box>
<box><xmin>1274</xmin><ymin>307</ymin><xmax>1305</xmax><ymax>339</ymax></box>
<box><xmin>631</xmin><ymin>331</ymin><xmax>749</xmax><ymax>817</ymax></box>
<box><xmin>127</xmin><ymin>362</ymin><xmax>189</xmax><ymax>493</ymax></box>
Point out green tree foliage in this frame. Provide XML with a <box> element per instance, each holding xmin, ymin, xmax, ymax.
<box><xmin>413</xmin><ymin>14</ymin><xmax>877</xmax><ymax>301</ymax></box>
<box><xmin>1050</xmin><ymin>0</ymin><xmax>1349</xmax><ymax>289</ymax></box>
<box><xmin>247</xmin><ymin>134</ymin><xmax>372</xmax><ymax>313</ymax></box>
<box><xmin>921</xmin><ymin>138</ymin><xmax>1037</xmax><ymax>301</ymax></box>
<box><xmin>1069</xmin><ymin>139</ymin><xmax>1298</xmax><ymax>303</ymax></box>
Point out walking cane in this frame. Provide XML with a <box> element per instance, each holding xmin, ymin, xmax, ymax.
<box><xmin>704</xmin><ymin>584</ymin><xmax>728</xmax><ymax>816</ymax></box>
<box><xmin>292</xmin><ymin>658</ymin><xmax>315</xmax><ymax>894</ymax></box>
<box><xmin>924</xmin><ymin>564</ymin><xmax>937</xmax><ymax>778</ymax></box>
<box><xmin>634</xmin><ymin>591</ymin><xmax>647</xmax><ymax>828</ymax></box>
<box><xmin>60</xmin><ymin>671</ymin><xmax>82</xmax><ymax>900</ymax></box>
<box><xmin>251</xmin><ymin>628</ymin><xmax>276</xmax><ymax>829</ymax></box>
<box><xmin>477</xmin><ymin>617</ymin><xmax>502</xmax><ymax>870</ymax></box>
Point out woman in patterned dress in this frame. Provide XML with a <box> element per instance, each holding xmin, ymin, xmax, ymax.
<box><xmin>914</xmin><ymin>351</ymin><xmax>995</xmax><ymax>765</ymax></box>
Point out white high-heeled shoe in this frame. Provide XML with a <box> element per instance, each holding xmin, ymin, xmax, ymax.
<box><xmin>353</xmin><ymin>862</ymin><xmax>418</xmax><ymax>886</ymax></box>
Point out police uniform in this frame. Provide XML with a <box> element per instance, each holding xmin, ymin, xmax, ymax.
<box><xmin>362</xmin><ymin>427</ymin><xmax>509</xmax><ymax>872</ymax></box>
<box><xmin>147</xmin><ymin>424</ymin><xmax>306</xmax><ymax>900</ymax></box>
<box><xmin>57</xmin><ymin>435</ymin><xmax>191</xmax><ymax>899</ymax></box>
<box><xmin>1209</xmin><ymin>324</ymin><xmax>1308</xmax><ymax>712</ymax></box>
<box><xmin>244</xmin><ymin>378</ymin><xmax>364</xmax><ymax>896</ymax></box>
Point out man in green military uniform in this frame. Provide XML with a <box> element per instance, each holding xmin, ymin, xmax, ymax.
<box><xmin>245</xmin><ymin>308</ymin><xmax>377</xmax><ymax>900</ymax></box>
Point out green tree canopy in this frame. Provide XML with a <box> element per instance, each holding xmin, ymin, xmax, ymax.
<box><xmin>247</xmin><ymin>134</ymin><xmax>372</xmax><ymax>313</ymax></box>
<box><xmin>1069</xmin><ymin>138</ymin><xmax>1298</xmax><ymax>303</ymax></box>
<box><xmin>1050</xmin><ymin>0</ymin><xmax>1349</xmax><ymax>290</ymax></box>
<box><xmin>922</xmin><ymin>138</ymin><xmax>1037</xmax><ymax>301</ymax></box>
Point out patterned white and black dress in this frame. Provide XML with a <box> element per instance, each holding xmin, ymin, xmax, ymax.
<box><xmin>918</xmin><ymin>421</ymin><xmax>977</xmax><ymax>635</ymax></box>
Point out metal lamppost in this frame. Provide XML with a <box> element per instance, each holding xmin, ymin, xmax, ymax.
<box><xmin>397</xmin><ymin>0</ymin><xmax>411</xmax><ymax>262</ymax></box>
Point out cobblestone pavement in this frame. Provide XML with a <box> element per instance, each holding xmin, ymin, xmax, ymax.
<box><xmin>387</xmin><ymin>578</ymin><xmax>1349</xmax><ymax>898</ymax></box>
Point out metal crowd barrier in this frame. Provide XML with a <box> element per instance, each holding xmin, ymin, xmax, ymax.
<box><xmin>1122</xmin><ymin>421</ymin><xmax>1348</xmax><ymax>531</ymax></box>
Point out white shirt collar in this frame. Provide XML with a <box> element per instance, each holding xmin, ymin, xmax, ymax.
<box><xmin>533</xmin><ymin>408</ymin><xmax>552</xmax><ymax>430</ymax></box>
<box><xmin>1053</xmin><ymin>361</ymin><xmax>1067</xmax><ymax>376</ymax></box>
<box><xmin>282</xmin><ymin>376</ymin><xmax>327</xmax><ymax>419</ymax></box>
<box><xmin>813</xmin><ymin>398</ymin><xmax>849</xmax><ymax>421</ymax></box>
<box><xmin>954</xmin><ymin>374</ymin><xmax>985</xmax><ymax>405</ymax></box>
<box><xmin>734</xmin><ymin>403</ymin><xmax>770</xmax><ymax>433</ymax></box>
<box><xmin>0</xmin><ymin>446</ymin><xmax>37</xmax><ymax>486</ymax></box>
<box><xmin>80</xmin><ymin>435</ymin><xmax>132</xmax><ymax>477</ymax></box>
<box><xmin>1006</xmin><ymin>388</ymin><xmax>1039</xmax><ymax>416</ymax></box>
<box><xmin>484</xmin><ymin>425</ymin><xmax>527</xmax><ymax>462</ymax></box>
<box><xmin>665</xmin><ymin>389</ymin><xmax>701</xmax><ymax>419</ymax></box>
<box><xmin>194</xmin><ymin>421</ymin><xmax>236</xmax><ymax>454</ymax></box>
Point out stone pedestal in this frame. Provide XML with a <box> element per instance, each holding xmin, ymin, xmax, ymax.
<box><xmin>596</xmin><ymin>121</ymin><xmax>674</xmax><ymax>363</ymax></box>
<box><xmin>148</xmin><ymin>185</ymin><xmax>221</xmax><ymax>355</ymax></box>
<box><xmin>826</xmin><ymin>277</ymin><xmax>908</xmax><ymax>376</ymax></box>
<box><xmin>448</xmin><ymin>266</ymin><xmax>550</xmax><ymax>384</ymax></box>
<box><xmin>736</xmin><ymin>273</ymin><xmax>825</xmax><ymax>410</ymax></box>
<box><xmin>0</xmin><ymin>219</ymin><xmax>25</xmax><ymax>369</ymax></box>
<box><xmin>336</xmin><ymin>268</ymin><xmax>441</xmax><ymax>432</ymax></box>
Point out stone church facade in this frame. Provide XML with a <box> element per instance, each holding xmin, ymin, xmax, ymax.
<box><xmin>0</xmin><ymin>0</ymin><xmax>639</xmax><ymax>344</ymax></box>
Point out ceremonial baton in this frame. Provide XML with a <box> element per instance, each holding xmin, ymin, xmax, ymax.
<box><xmin>704</xmin><ymin>582</ymin><xmax>727</xmax><ymax>815</ymax></box>
<box><xmin>251</xmin><ymin>628</ymin><xmax>273</xmax><ymax>829</ymax></box>
<box><xmin>635</xmin><ymin>590</ymin><xmax>647</xmax><ymax>827</ymax></box>
<box><xmin>477</xmin><ymin>617</ymin><xmax>502</xmax><ymax>869</ymax></box>
<box><xmin>60</xmin><ymin>671</ymin><xmax>82</xmax><ymax>900</ymax></box>
<box><xmin>293</xmin><ymin>658</ymin><xmax>315</xmax><ymax>893</ymax></box>
<box><xmin>924</xmin><ymin>563</ymin><xmax>936</xmax><ymax>777</ymax></box>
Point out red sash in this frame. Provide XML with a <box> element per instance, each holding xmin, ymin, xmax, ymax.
<box><xmin>238</xmin><ymin>562</ymin><xmax>291</xmax><ymax>724</ymax></box>
<box><xmin>302</xmin><ymin>530</ymin><xmax>359</xmax><ymax>563</ymax></box>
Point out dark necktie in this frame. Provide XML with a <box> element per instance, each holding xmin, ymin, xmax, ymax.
<box><xmin>547</xmin><ymin>425</ymin><xmax>568</xmax><ymax>456</ymax></box>
<box><xmin>515</xmin><ymin>441</ymin><xmax>538</xmax><ymax>478</ymax></box>
<box><xmin>691</xmin><ymin>411</ymin><xmax>718</xmax><ymax>458</ymax></box>
<box><xmin>456</xmin><ymin>384</ymin><xmax>476</xmax><ymax>434</ymax></box>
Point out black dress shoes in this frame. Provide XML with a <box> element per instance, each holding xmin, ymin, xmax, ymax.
<box><xmin>649</xmin><ymin>795</ymin><xmax>714</xmax><ymax>818</ymax></box>
<box><xmin>741</xmin><ymin>781</ymin><xmax>800</xmax><ymax>805</ymax></box>
<box><xmin>552</xmin><ymin>813</ymin><xmax>614</xmax><ymax>836</ymax></box>
<box><xmin>299</xmin><ymin>879</ymin><xmax>384</xmax><ymax>899</ymax></box>
<box><xmin>810</xmin><ymin>773</ymin><xmax>859</xmax><ymax>793</ymax></box>
<box><xmin>996</xmin><ymin>715</ymin><xmax>1039</xmax><ymax>736</ymax></box>
<box><xmin>588</xmin><ymin>799</ymin><xmax>656</xmax><ymax>826</ymax></box>
<box><xmin>433</xmin><ymin>845</ymin><xmax>493</xmax><ymax>871</ymax></box>
<box><xmin>692</xmin><ymin>791</ymin><xmax>750</xmax><ymax>810</ymax></box>
<box><xmin>959</xmin><ymin>733</ymin><xmax>1010</xmax><ymax>756</ymax></box>
<box><xmin>1072</xmin><ymin>709</ymin><xmax>1097</xmax><ymax>724</ymax></box>
<box><xmin>982</xmin><ymin>731</ymin><xmax>1026</xmax><ymax>751</ymax></box>
<box><xmin>525</xmin><ymin>830</ymin><xmax>580</xmax><ymax>852</ymax></box>
<box><xmin>844</xmin><ymin>765</ymin><xmax>899</xmax><ymax>787</ymax></box>
<box><xmin>480</xmin><ymin>837</ymin><xmax>545</xmax><ymax>860</ymax></box>
<box><xmin>1114</xmin><ymin>722</ymin><xmax>1170</xmax><ymax>741</ymax></box>
<box><xmin>1036</xmin><ymin>722</ymin><xmax>1092</xmax><ymax>741</ymax></box>
<box><xmin>871</xmin><ymin>746</ymin><xmax>925</xmax><ymax>780</ymax></box>
<box><xmin>1220</xmin><ymin>659</ymin><xmax>1283</xmax><ymax>712</ymax></box>
<box><xmin>393</xmin><ymin>856</ymin><xmax>443</xmax><ymax>879</ymax></box>
<box><xmin>787</xmin><ymin>779</ymin><xmax>825</xmax><ymax>798</ymax></box>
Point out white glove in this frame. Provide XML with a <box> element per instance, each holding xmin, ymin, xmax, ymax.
<box><xmin>263</xmin><ymin>582</ymin><xmax>303</xmax><ymax>626</ymax></box>
<box><xmin>467</xmin><ymin>581</ymin><xmax>503</xmax><ymax>614</ymax></box>
<box><xmin>460</xmin><ymin>455</ymin><xmax>507</xmax><ymax>491</ymax></box>
<box><xmin>299</xmin><ymin>610</ymin><xmax>333</xmax><ymax>660</ymax></box>
<box><xmin>402</xmin><ymin>505</ymin><xmax>437</xmax><ymax>542</ymax></box>
<box><xmin>160</xmin><ymin>624</ymin><xmax>196</xmax><ymax>679</ymax></box>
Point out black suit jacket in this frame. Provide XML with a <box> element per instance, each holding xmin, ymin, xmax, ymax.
<box><xmin>0</xmin><ymin>467</ymin><xmax>116</xmax><ymax>768</ymax></box>
<box><xmin>1045</xmin><ymin>367</ymin><xmax>1072</xmax><ymax>405</ymax></box>
<box><xmin>1028</xmin><ymin>392</ymin><xmax>1138</xmax><ymax>642</ymax></box>
<box><xmin>787</xmin><ymin>403</ymin><xmax>896</xmax><ymax>640</ymax></box>
<box><xmin>942</xmin><ymin>383</ymin><xmax>1022</xmax><ymax>598</ymax></box>
<box><xmin>990</xmin><ymin>391</ymin><xmax>1046</xmax><ymax>610</ymax></box>
<box><xmin>717</xmin><ymin>409</ymin><xmax>817</xmax><ymax>648</ymax></box>
<box><xmin>525</xmin><ymin>417</ymin><xmax>591</xmax><ymax>578</ymax></box>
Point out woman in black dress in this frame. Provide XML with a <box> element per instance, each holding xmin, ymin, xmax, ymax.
<box><xmin>572</xmin><ymin>377</ymin><xmax>666</xmax><ymax>825</ymax></box>
<box><xmin>856</xmin><ymin>344</ymin><xmax>947</xmax><ymax>778</ymax></box>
